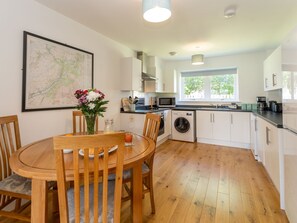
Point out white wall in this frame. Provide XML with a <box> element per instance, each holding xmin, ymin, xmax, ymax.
<box><xmin>0</xmin><ymin>0</ymin><xmax>135</xmax><ymax>145</ymax></box>
<box><xmin>163</xmin><ymin>51</ymin><xmax>267</xmax><ymax>104</ymax></box>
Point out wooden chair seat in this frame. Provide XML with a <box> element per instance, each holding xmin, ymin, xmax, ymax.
<box><xmin>0</xmin><ymin>174</ymin><xmax>31</xmax><ymax>197</ymax></box>
<box><xmin>108</xmin><ymin>163</ymin><xmax>149</xmax><ymax>181</ymax></box>
<box><xmin>67</xmin><ymin>181</ymin><xmax>116</xmax><ymax>222</ymax></box>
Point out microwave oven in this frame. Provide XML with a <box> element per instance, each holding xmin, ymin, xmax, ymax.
<box><xmin>157</xmin><ymin>97</ymin><xmax>176</xmax><ymax>107</ymax></box>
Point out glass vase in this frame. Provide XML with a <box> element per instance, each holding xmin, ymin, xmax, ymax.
<box><xmin>85</xmin><ymin>114</ymin><xmax>96</xmax><ymax>135</ymax></box>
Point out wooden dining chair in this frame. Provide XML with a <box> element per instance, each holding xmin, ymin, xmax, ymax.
<box><xmin>122</xmin><ymin>113</ymin><xmax>161</xmax><ymax>214</ymax></box>
<box><xmin>53</xmin><ymin>132</ymin><xmax>125</xmax><ymax>223</ymax></box>
<box><xmin>72</xmin><ymin>110</ymin><xmax>99</xmax><ymax>134</ymax></box>
<box><xmin>0</xmin><ymin>115</ymin><xmax>31</xmax><ymax>222</ymax></box>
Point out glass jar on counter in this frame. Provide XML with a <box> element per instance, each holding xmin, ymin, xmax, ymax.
<box><xmin>104</xmin><ymin>119</ymin><xmax>114</xmax><ymax>133</ymax></box>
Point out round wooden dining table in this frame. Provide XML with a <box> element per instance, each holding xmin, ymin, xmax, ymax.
<box><xmin>9</xmin><ymin>132</ymin><xmax>155</xmax><ymax>223</ymax></box>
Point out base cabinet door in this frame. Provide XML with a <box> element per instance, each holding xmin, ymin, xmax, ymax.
<box><xmin>230</xmin><ymin>112</ymin><xmax>250</xmax><ymax>144</ymax></box>
<box><xmin>283</xmin><ymin>129</ymin><xmax>297</xmax><ymax>223</ymax></box>
<box><xmin>196</xmin><ymin>111</ymin><xmax>213</xmax><ymax>139</ymax></box>
<box><xmin>196</xmin><ymin>111</ymin><xmax>230</xmax><ymax>141</ymax></box>
<box><xmin>197</xmin><ymin>110</ymin><xmax>250</xmax><ymax>148</ymax></box>
<box><xmin>257</xmin><ymin>117</ymin><xmax>280</xmax><ymax>192</ymax></box>
<box><xmin>256</xmin><ymin>117</ymin><xmax>266</xmax><ymax>163</ymax></box>
<box><xmin>263</xmin><ymin>122</ymin><xmax>280</xmax><ymax>192</ymax></box>
<box><xmin>212</xmin><ymin>111</ymin><xmax>230</xmax><ymax>141</ymax></box>
<box><xmin>120</xmin><ymin>113</ymin><xmax>145</xmax><ymax>134</ymax></box>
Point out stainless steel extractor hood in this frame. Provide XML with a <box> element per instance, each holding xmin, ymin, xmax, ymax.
<box><xmin>137</xmin><ymin>52</ymin><xmax>157</xmax><ymax>80</ymax></box>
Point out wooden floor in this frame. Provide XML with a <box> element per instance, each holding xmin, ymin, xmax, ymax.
<box><xmin>1</xmin><ymin>140</ymin><xmax>288</xmax><ymax>223</ymax></box>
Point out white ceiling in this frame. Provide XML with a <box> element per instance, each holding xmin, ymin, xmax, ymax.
<box><xmin>34</xmin><ymin>0</ymin><xmax>297</xmax><ymax>60</ymax></box>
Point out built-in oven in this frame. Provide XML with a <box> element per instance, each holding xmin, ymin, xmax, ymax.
<box><xmin>154</xmin><ymin>111</ymin><xmax>165</xmax><ymax>136</ymax></box>
<box><xmin>157</xmin><ymin>97</ymin><xmax>176</xmax><ymax>108</ymax></box>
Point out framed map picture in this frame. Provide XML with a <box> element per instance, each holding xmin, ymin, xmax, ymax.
<box><xmin>22</xmin><ymin>31</ymin><xmax>93</xmax><ymax>112</ymax></box>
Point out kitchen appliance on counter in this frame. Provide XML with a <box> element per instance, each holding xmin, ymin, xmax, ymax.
<box><xmin>157</xmin><ymin>97</ymin><xmax>176</xmax><ymax>108</ymax></box>
<box><xmin>272</xmin><ymin>103</ymin><xmax>282</xmax><ymax>113</ymax></box>
<box><xmin>268</xmin><ymin>100</ymin><xmax>277</xmax><ymax>111</ymax></box>
<box><xmin>256</xmin><ymin>96</ymin><xmax>267</xmax><ymax>111</ymax></box>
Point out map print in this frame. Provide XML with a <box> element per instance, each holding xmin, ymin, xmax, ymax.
<box><xmin>25</xmin><ymin>34</ymin><xmax>93</xmax><ymax>110</ymax></box>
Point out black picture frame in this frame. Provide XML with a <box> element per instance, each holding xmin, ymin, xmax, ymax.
<box><xmin>22</xmin><ymin>31</ymin><xmax>94</xmax><ymax>112</ymax></box>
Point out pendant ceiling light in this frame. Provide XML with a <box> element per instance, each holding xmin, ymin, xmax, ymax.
<box><xmin>191</xmin><ymin>54</ymin><xmax>204</xmax><ymax>65</ymax></box>
<box><xmin>143</xmin><ymin>0</ymin><xmax>171</xmax><ymax>23</ymax></box>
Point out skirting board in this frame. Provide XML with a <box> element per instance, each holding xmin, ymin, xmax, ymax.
<box><xmin>197</xmin><ymin>137</ymin><xmax>250</xmax><ymax>149</ymax></box>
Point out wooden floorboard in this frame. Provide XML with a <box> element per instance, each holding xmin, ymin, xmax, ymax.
<box><xmin>0</xmin><ymin>140</ymin><xmax>288</xmax><ymax>223</ymax></box>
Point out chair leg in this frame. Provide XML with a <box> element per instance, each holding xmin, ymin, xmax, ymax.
<box><xmin>148</xmin><ymin>174</ymin><xmax>155</xmax><ymax>214</ymax></box>
<box><xmin>14</xmin><ymin>198</ymin><xmax>21</xmax><ymax>211</ymax></box>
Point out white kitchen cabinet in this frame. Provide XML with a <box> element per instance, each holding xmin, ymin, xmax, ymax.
<box><xmin>196</xmin><ymin>110</ymin><xmax>251</xmax><ymax>148</ymax></box>
<box><xmin>250</xmin><ymin>113</ymin><xmax>258</xmax><ymax>160</ymax></box>
<box><xmin>162</xmin><ymin>68</ymin><xmax>176</xmax><ymax>93</ymax></box>
<box><xmin>212</xmin><ymin>111</ymin><xmax>231</xmax><ymax>141</ymax></box>
<box><xmin>120</xmin><ymin>111</ymin><xmax>171</xmax><ymax>145</ymax></box>
<box><xmin>196</xmin><ymin>111</ymin><xmax>230</xmax><ymax>142</ymax></box>
<box><xmin>120</xmin><ymin>113</ymin><xmax>145</xmax><ymax>135</ymax></box>
<box><xmin>283</xmin><ymin>129</ymin><xmax>297</xmax><ymax>222</ymax></box>
<box><xmin>263</xmin><ymin>121</ymin><xmax>280</xmax><ymax>192</ymax></box>
<box><xmin>256</xmin><ymin>117</ymin><xmax>266</xmax><ymax>163</ymax></box>
<box><xmin>120</xmin><ymin>57</ymin><xmax>142</xmax><ymax>91</ymax></box>
<box><xmin>196</xmin><ymin>111</ymin><xmax>213</xmax><ymax>139</ymax></box>
<box><xmin>230</xmin><ymin>112</ymin><xmax>250</xmax><ymax>144</ymax></box>
<box><xmin>256</xmin><ymin>116</ymin><xmax>281</xmax><ymax>192</ymax></box>
<box><xmin>263</xmin><ymin>46</ymin><xmax>282</xmax><ymax>91</ymax></box>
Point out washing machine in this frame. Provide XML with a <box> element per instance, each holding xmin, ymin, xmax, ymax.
<box><xmin>171</xmin><ymin>110</ymin><xmax>196</xmax><ymax>142</ymax></box>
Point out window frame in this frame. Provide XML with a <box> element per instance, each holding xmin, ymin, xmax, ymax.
<box><xmin>179</xmin><ymin>68</ymin><xmax>239</xmax><ymax>102</ymax></box>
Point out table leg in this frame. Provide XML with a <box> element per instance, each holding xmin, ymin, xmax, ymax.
<box><xmin>132</xmin><ymin>162</ymin><xmax>143</xmax><ymax>223</ymax></box>
<box><xmin>31</xmin><ymin>179</ymin><xmax>47</xmax><ymax>223</ymax></box>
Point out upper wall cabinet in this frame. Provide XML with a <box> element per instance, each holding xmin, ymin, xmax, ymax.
<box><xmin>121</xmin><ymin>57</ymin><xmax>142</xmax><ymax>91</ymax></box>
<box><xmin>162</xmin><ymin>68</ymin><xmax>177</xmax><ymax>93</ymax></box>
<box><xmin>263</xmin><ymin>46</ymin><xmax>282</xmax><ymax>91</ymax></box>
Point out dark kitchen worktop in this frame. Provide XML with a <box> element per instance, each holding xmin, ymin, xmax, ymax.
<box><xmin>252</xmin><ymin>110</ymin><xmax>283</xmax><ymax>128</ymax></box>
<box><xmin>120</xmin><ymin>105</ymin><xmax>283</xmax><ymax>128</ymax></box>
<box><xmin>120</xmin><ymin>107</ymin><xmax>171</xmax><ymax>114</ymax></box>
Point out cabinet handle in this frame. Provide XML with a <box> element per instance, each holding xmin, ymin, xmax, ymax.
<box><xmin>210</xmin><ymin>113</ymin><xmax>212</xmax><ymax>123</ymax></box>
<box><xmin>213</xmin><ymin>113</ymin><xmax>215</xmax><ymax>123</ymax></box>
<box><xmin>266</xmin><ymin>127</ymin><xmax>270</xmax><ymax>145</ymax></box>
<box><xmin>265</xmin><ymin>78</ymin><xmax>268</xmax><ymax>88</ymax></box>
<box><xmin>272</xmin><ymin>73</ymin><xmax>277</xmax><ymax>86</ymax></box>
<box><xmin>231</xmin><ymin>114</ymin><xmax>233</xmax><ymax>124</ymax></box>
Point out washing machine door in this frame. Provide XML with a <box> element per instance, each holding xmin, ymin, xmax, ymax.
<box><xmin>174</xmin><ymin>117</ymin><xmax>190</xmax><ymax>133</ymax></box>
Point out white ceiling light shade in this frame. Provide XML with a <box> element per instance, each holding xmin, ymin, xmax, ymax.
<box><xmin>191</xmin><ymin>54</ymin><xmax>204</xmax><ymax>65</ymax></box>
<box><xmin>143</xmin><ymin>0</ymin><xmax>171</xmax><ymax>23</ymax></box>
<box><xmin>224</xmin><ymin>6</ymin><xmax>236</xmax><ymax>18</ymax></box>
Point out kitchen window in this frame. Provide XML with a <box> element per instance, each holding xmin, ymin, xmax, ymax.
<box><xmin>180</xmin><ymin>68</ymin><xmax>238</xmax><ymax>101</ymax></box>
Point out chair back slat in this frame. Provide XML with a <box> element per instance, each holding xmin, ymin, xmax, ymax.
<box><xmin>142</xmin><ymin>113</ymin><xmax>161</xmax><ymax>170</ymax></box>
<box><xmin>142</xmin><ymin>113</ymin><xmax>161</xmax><ymax>143</ymax></box>
<box><xmin>72</xmin><ymin>111</ymin><xmax>99</xmax><ymax>134</ymax></box>
<box><xmin>0</xmin><ymin>115</ymin><xmax>21</xmax><ymax>180</ymax></box>
<box><xmin>54</xmin><ymin>133</ymin><xmax>124</xmax><ymax>223</ymax></box>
